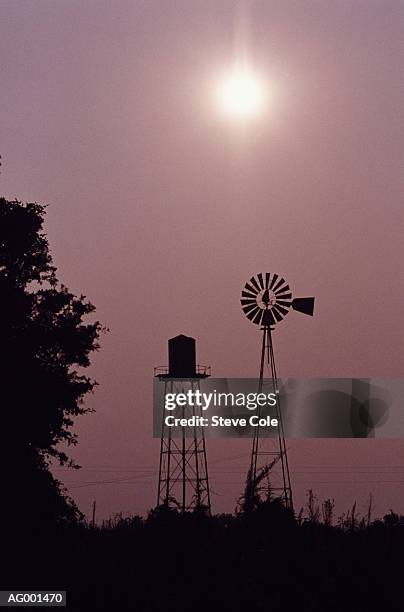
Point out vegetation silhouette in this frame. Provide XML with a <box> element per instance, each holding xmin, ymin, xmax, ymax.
<box><xmin>3</xmin><ymin>486</ymin><xmax>404</xmax><ymax>611</ymax></box>
<box><xmin>0</xmin><ymin>197</ymin><xmax>103</xmax><ymax>528</ymax></box>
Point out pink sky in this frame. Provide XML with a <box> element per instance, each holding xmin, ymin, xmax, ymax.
<box><xmin>1</xmin><ymin>0</ymin><xmax>403</xmax><ymax>520</ymax></box>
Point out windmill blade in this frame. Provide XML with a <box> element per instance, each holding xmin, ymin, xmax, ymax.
<box><xmin>242</xmin><ymin>303</ymin><xmax>258</xmax><ymax>316</ymax></box>
<box><xmin>242</xmin><ymin>290</ymin><xmax>258</xmax><ymax>300</ymax></box>
<box><xmin>273</xmin><ymin>277</ymin><xmax>286</xmax><ymax>293</ymax></box>
<box><xmin>252</xmin><ymin>309</ymin><xmax>264</xmax><ymax>325</ymax></box>
<box><xmin>272</xmin><ymin>307</ymin><xmax>284</xmax><ymax>323</ymax></box>
<box><xmin>276</xmin><ymin>299</ymin><xmax>292</xmax><ymax>308</ymax></box>
<box><xmin>241</xmin><ymin>298</ymin><xmax>257</xmax><ymax>307</ymax></box>
<box><xmin>257</xmin><ymin>273</ymin><xmax>264</xmax><ymax>289</ymax></box>
<box><xmin>275</xmin><ymin>292</ymin><xmax>292</xmax><ymax>301</ymax></box>
<box><xmin>244</xmin><ymin>281</ymin><xmax>259</xmax><ymax>295</ymax></box>
<box><xmin>292</xmin><ymin>297</ymin><xmax>315</xmax><ymax>316</ymax></box>
<box><xmin>273</xmin><ymin>303</ymin><xmax>289</xmax><ymax>317</ymax></box>
<box><xmin>249</xmin><ymin>276</ymin><xmax>261</xmax><ymax>293</ymax></box>
<box><xmin>269</xmin><ymin>273</ymin><xmax>278</xmax><ymax>290</ymax></box>
<box><xmin>246</xmin><ymin>306</ymin><xmax>261</xmax><ymax>321</ymax></box>
<box><xmin>275</xmin><ymin>285</ymin><xmax>290</xmax><ymax>297</ymax></box>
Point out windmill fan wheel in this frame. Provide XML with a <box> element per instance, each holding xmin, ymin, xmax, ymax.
<box><xmin>241</xmin><ymin>273</ymin><xmax>315</xmax><ymax>326</ymax></box>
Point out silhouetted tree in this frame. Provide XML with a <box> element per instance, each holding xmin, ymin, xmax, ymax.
<box><xmin>0</xmin><ymin>198</ymin><xmax>103</xmax><ymax>526</ymax></box>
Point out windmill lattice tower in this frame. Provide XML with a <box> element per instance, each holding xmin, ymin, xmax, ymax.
<box><xmin>241</xmin><ymin>273</ymin><xmax>315</xmax><ymax>510</ymax></box>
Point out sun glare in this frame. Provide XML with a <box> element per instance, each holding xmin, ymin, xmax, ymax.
<box><xmin>216</xmin><ymin>67</ymin><xmax>267</xmax><ymax>120</ymax></box>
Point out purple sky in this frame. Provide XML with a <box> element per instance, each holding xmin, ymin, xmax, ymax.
<box><xmin>1</xmin><ymin>0</ymin><xmax>404</xmax><ymax>521</ymax></box>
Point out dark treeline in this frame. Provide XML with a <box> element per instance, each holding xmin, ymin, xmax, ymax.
<box><xmin>3</xmin><ymin>495</ymin><xmax>404</xmax><ymax>612</ymax></box>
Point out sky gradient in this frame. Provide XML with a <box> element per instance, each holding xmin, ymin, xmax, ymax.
<box><xmin>1</xmin><ymin>0</ymin><xmax>403</xmax><ymax>520</ymax></box>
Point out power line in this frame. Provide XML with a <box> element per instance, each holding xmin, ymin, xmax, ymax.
<box><xmin>65</xmin><ymin>477</ymin><xmax>404</xmax><ymax>490</ymax></box>
<box><xmin>58</xmin><ymin>467</ymin><xmax>404</xmax><ymax>476</ymax></box>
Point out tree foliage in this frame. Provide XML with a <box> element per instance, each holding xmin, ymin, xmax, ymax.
<box><xmin>0</xmin><ymin>198</ymin><xmax>103</xmax><ymax>524</ymax></box>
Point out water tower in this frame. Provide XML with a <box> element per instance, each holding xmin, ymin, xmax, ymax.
<box><xmin>155</xmin><ymin>335</ymin><xmax>211</xmax><ymax>514</ymax></box>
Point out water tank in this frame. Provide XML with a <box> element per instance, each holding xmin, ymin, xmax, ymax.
<box><xmin>168</xmin><ymin>335</ymin><xmax>196</xmax><ymax>378</ymax></box>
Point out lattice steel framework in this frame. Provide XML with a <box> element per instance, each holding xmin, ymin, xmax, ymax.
<box><xmin>156</xmin><ymin>374</ymin><xmax>211</xmax><ymax>514</ymax></box>
<box><xmin>241</xmin><ymin>272</ymin><xmax>315</xmax><ymax>510</ymax></box>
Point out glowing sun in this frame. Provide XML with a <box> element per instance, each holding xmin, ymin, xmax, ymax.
<box><xmin>215</xmin><ymin>67</ymin><xmax>267</xmax><ymax>120</ymax></box>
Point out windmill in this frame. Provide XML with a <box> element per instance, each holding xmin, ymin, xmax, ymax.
<box><xmin>241</xmin><ymin>273</ymin><xmax>315</xmax><ymax>510</ymax></box>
